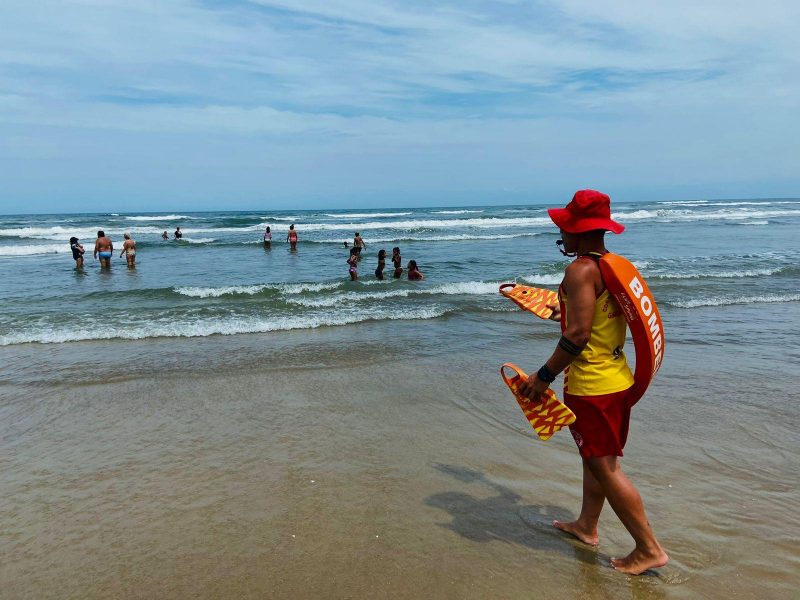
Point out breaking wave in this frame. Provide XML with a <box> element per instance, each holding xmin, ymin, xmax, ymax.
<box><xmin>0</xmin><ymin>306</ymin><xmax>452</xmax><ymax>345</ymax></box>
<box><xmin>669</xmin><ymin>294</ymin><xmax>800</xmax><ymax>309</ymax></box>
<box><xmin>0</xmin><ymin>244</ymin><xmax>69</xmax><ymax>257</ymax></box>
<box><xmin>323</xmin><ymin>212</ymin><xmax>413</xmax><ymax>218</ymax></box>
<box><xmin>125</xmin><ymin>215</ymin><xmax>191</xmax><ymax>221</ymax></box>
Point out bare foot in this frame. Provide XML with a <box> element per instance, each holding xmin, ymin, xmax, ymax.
<box><xmin>611</xmin><ymin>547</ymin><xmax>669</xmax><ymax>575</ymax></box>
<box><xmin>552</xmin><ymin>520</ymin><xmax>599</xmax><ymax>546</ymax></box>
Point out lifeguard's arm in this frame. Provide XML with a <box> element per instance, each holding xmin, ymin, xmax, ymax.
<box><xmin>518</xmin><ymin>261</ymin><xmax>597</xmax><ymax>400</ymax></box>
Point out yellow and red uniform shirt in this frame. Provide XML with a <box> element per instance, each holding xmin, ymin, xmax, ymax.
<box><xmin>559</xmin><ymin>278</ymin><xmax>634</xmax><ymax>397</ymax></box>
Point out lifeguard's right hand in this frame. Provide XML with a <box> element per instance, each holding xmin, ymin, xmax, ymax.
<box><xmin>518</xmin><ymin>373</ymin><xmax>550</xmax><ymax>402</ymax></box>
<box><xmin>547</xmin><ymin>303</ymin><xmax>561</xmax><ymax>322</ymax></box>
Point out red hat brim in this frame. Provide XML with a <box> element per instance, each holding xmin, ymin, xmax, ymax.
<box><xmin>547</xmin><ymin>207</ymin><xmax>625</xmax><ymax>234</ymax></box>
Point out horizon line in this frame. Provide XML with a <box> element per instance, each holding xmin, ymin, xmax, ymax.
<box><xmin>1</xmin><ymin>195</ymin><xmax>798</xmax><ymax>218</ymax></box>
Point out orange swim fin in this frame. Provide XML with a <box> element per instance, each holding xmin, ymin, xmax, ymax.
<box><xmin>500</xmin><ymin>363</ymin><xmax>576</xmax><ymax>441</ymax></box>
<box><xmin>499</xmin><ymin>283</ymin><xmax>558</xmax><ymax>320</ymax></box>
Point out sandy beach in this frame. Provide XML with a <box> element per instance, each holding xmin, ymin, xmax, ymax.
<box><xmin>2</xmin><ymin>304</ymin><xmax>798</xmax><ymax>599</ymax></box>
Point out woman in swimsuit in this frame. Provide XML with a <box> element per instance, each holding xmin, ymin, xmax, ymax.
<box><xmin>375</xmin><ymin>249</ymin><xmax>386</xmax><ymax>280</ymax></box>
<box><xmin>347</xmin><ymin>247</ymin><xmax>359</xmax><ymax>281</ymax></box>
<box><xmin>287</xmin><ymin>224</ymin><xmax>298</xmax><ymax>250</ymax></box>
<box><xmin>407</xmin><ymin>260</ymin><xmax>424</xmax><ymax>280</ymax></box>
<box><xmin>263</xmin><ymin>226</ymin><xmax>272</xmax><ymax>248</ymax></box>
<box><xmin>391</xmin><ymin>247</ymin><xmax>403</xmax><ymax>278</ymax></box>
<box><xmin>69</xmin><ymin>236</ymin><xmax>85</xmax><ymax>268</ymax></box>
<box><xmin>120</xmin><ymin>232</ymin><xmax>136</xmax><ymax>268</ymax></box>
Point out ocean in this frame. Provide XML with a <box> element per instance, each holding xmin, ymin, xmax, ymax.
<box><xmin>1</xmin><ymin>199</ymin><xmax>798</xmax><ymax>346</ymax></box>
<box><xmin>1</xmin><ymin>199</ymin><xmax>799</xmax><ymax>599</ymax></box>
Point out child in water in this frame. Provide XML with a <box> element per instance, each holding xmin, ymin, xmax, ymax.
<box><xmin>263</xmin><ymin>226</ymin><xmax>272</xmax><ymax>247</ymax></box>
<box><xmin>346</xmin><ymin>247</ymin><xmax>359</xmax><ymax>280</ymax></box>
<box><xmin>392</xmin><ymin>247</ymin><xmax>403</xmax><ymax>278</ymax></box>
<box><xmin>407</xmin><ymin>260</ymin><xmax>424</xmax><ymax>280</ymax></box>
<box><xmin>375</xmin><ymin>249</ymin><xmax>386</xmax><ymax>280</ymax></box>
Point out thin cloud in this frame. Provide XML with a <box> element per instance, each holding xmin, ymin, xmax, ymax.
<box><xmin>0</xmin><ymin>0</ymin><xmax>798</xmax><ymax>210</ymax></box>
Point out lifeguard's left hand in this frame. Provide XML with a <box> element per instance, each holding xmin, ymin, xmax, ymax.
<box><xmin>518</xmin><ymin>373</ymin><xmax>550</xmax><ymax>402</ymax></box>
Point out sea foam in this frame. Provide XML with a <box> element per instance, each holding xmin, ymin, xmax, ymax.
<box><xmin>125</xmin><ymin>215</ymin><xmax>191</xmax><ymax>221</ymax></box>
<box><xmin>0</xmin><ymin>306</ymin><xmax>451</xmax><ymax>345</ymax></box>
<box><xmin>0</xmin><ymin>244</ymin><xmax>69</xmax><ymax>257</ymax></box>
<box><xmin>670</xmin><ymin>294</ymin><xmax>800</xmax><ymax>309</ymax></box>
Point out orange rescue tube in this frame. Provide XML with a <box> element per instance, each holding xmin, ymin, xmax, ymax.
<box><xmin>598</xmin><ymin>253</ymin><xmax>664</xmax><ymax>405</ymax></box>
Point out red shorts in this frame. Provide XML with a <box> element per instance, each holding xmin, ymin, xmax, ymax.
<box><xmin>563</xmin><ymin>389</ymin><xmax>633</xmax><ymax>458</ymax></box>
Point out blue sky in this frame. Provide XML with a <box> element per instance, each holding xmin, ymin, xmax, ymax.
<box><xmin>0</xmin><ymin>0</ymin><xmax>798</xmax><ymax>213</ymax></box>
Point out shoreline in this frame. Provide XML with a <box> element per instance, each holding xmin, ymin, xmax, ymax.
<box><xmin>1</xmin><ymin>309</ymin><xmax>798</xmax><ymax>599</ymax></box>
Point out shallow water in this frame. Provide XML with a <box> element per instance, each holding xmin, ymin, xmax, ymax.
<box><xmin>1</xmin><ymin>303</ymin><xmax>799</xmax><ymax>599</ymax></box>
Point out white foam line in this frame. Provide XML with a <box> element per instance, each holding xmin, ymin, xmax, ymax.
<box><xmin>0</xmin><ymin>226</ymin><xmax>166</xmax><ymax>240</ymax></box>
<box><xmin>323</xmin><ymin>212</ymin><xmax>413</xmax><ymax>218</ymax></box>
<box><xmin>614</xmin><ymin>208</ymin><xmax>800</xmax><ymax>221</ymax></box>
<box><xmin>0</xmin><ymin>244</ymin><xmax>70</xmax><ymax>257</ymax></box>
<box><xmin>178</xmin><ymin>237</ymin><xmax>215</xmax><ymax>244</ymax></box>
<box><xmin>671</xmin><ymin>294</ymin><xmax>800</xmax><ymax>308</ymax></box>
<box><xmin>283</xmin><ymin>281</ymin><xmax>504</xmax><ymax>308</ymax></box>
<box><xmin>519</xmin><ymin>273</ymin><xmax>563</xmax><ymax>286</ymax></box>
<box><xmin>0</xmin><ymin>306</ymin><xmax>451</xmax><ymax>345</ymax></box>
<box><xmin>277</xmin><ymin>281</ymin><xmax>343</xmax><ymax>294</ymax></box>
<box><xmin>174</xmin><ymin>281</ymin><xmax>343</xmax><ymax>297</ymax></box>
<box><xmin>355</xmin><ymin>232</ymin><xmax>539</xmax><ymax>243</ymax></box>
<box><xmin>175</xmin><ymin>284</ymin><xmax>271</xmax><ymax>298</ymax></box>
<box><xmin>125</xmin><ymin>215</ymin><xmax>192</xmax><ymax>221</ymax></box>
<box><xmin>650</xmin><ymin>267</ymin><xmax>785</xmax><ymax>280</ymax></box>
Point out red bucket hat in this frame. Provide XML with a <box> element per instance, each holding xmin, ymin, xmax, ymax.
<box><xmin>547</xmin><ymin>189</ymin><xmax>624</xmax><ymax>234</ymax></box>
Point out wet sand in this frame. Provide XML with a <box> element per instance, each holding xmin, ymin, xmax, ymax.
<box><xmin>1</xmin><ymin>308</ymin><xmax>799</xmax><ymax>599</ymax></box>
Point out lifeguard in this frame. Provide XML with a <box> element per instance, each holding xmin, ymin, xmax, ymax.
<box><xmin>517</xmin><ymin>189</ymin><xmax>669</xmax><ymax>575</ymax></box>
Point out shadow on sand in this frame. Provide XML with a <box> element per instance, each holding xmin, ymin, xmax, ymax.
<box><xmin>426</xmin><ymin>463</ymin><xmax>603</xmax><ymax>565</ymax></box>
<box><xmin>426</xmin><ymin>464</ymin><xmax>670</xmax><ymax>598</ymax></box>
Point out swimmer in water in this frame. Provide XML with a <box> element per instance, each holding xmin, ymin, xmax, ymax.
<box><xmin>94</xmin><ymin>230</ymin><xmax>113</xmax><ymax>269</ymax></box>
<box><xmin>375</xmin><ymin>249</ymin><xmax>386</xmax><ymax>280</ymax></box>
<box><xmin>346</xmin><ymin>247</ymin><xmax>359</xmax><ymax>281</ymax></box>
<box><xmin>120</xmin><ymin>232</ymin><xmax>136</xmax><ymax>268</ymax></box>
<box><xmin>407</xmin><ymin>260</ymin><xmax>424</xmax><ymax>280</ymax></box>
<box><xmin>69</xmin><ymin>237</ymin><xmax>85</xmax><ymax>268</ymax></box>
<box><xmin>287</xmin><ymin>224</ymin><xmax>298</xmax><ymax>250</ymax></box>
<box><xmin>391</xmin><ymin>247</ymin><xmax>403</xmax><ymax>278</ymax></box>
